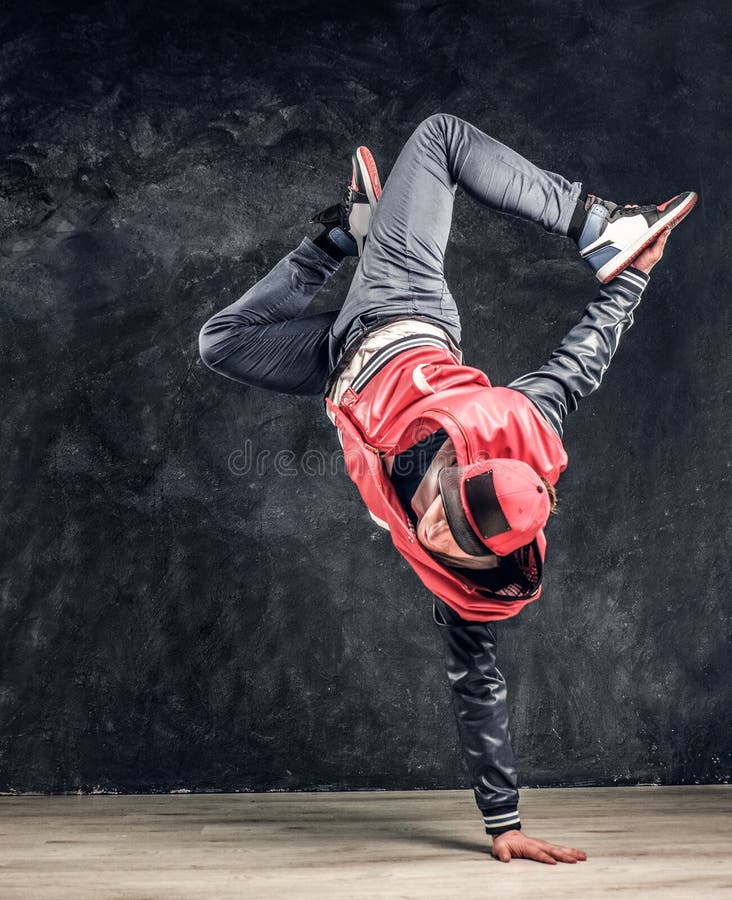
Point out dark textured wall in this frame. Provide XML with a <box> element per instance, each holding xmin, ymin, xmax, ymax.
<box><xmin>1</xmin><ymin>0</ymin><xmax>729</xmax><ymax>794</ymax></box>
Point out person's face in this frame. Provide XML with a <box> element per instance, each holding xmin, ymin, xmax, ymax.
<box><xmin>416</xmin><ymin>493</ymin><xmax>500</xmax><ymax>570</ymax></box>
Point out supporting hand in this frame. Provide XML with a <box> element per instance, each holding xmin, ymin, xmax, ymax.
<box><xmin>632</xmin><ymin>226</ymin><xmax>672</xmax><ymax>275</ymax></box>
<box><xmin>491</xmin><ymin>829</ymin><xmax>587</xmax><ymax>865</ymax></box>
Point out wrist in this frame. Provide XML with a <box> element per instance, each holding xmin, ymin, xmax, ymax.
<box><xmin>491</xmin><ymin>828</ymin><xmax>521</xmax><ymax>841</ymax></box>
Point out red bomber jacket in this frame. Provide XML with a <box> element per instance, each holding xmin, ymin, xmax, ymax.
<box><xmin>325</xmin><ymin>343</ymin><xmax>569</xmax><ymax>621</ymax></box>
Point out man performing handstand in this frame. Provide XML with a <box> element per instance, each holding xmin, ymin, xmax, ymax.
<box><xmin>198</xmin><ymin>114</ymin><xmax>696</xmax><ymax>864</ymax></box>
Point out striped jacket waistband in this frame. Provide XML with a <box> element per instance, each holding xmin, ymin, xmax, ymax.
<box><xmin>326</xmin><ymin>318</ymin><xmax>462</xmax><ymax>421</ymax></box>
<box><xmin>349</xmin><ymin>332</ymin><xmax>454</xmax><ymax>392</ymax></box>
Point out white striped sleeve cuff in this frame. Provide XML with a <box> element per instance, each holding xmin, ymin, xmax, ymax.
<box><xmin>608</xmin><ymin>264</ymin><xmax>650</xmax><ymax>296</ymax></box>
<box><xmin>482</xmin><ymin>808</ymin><xmax>522</xmax><ymax>836</ymax></box>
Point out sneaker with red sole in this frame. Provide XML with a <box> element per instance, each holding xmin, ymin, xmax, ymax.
<box><xmin>578</xmin><ymin>191</ymin><xmax>698</xmax><ymax>283</ymax></box>
<box><xmin>311</xmin><ymin>146</ymin><xmax>382</xmax><ymax>257</ymax></box>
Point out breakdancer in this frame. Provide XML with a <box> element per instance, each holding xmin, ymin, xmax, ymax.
<box><xmin>198</xmin><ymin>114</ymin><xmax>696</xmax><ymax>864</ymax></box>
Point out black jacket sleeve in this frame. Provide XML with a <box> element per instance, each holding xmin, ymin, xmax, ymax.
<box><xmin>433</xmin><ymin>596</ymin><xmax>521</xmax><ymax>836</ymax></box>
<box><xmin>507</xmin><ymin>266</ymin><xmax>650</xmax><ymax>437</ymax></box>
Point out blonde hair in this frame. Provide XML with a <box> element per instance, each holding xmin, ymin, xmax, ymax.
<box><xmin>541</xmin><ymin>477</ymin><xmax>558</xmax><ymax>514</ymax></box>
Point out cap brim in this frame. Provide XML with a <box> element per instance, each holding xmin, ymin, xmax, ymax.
<box><xmin>437</xmin><ymin>467</ymin><xmax>493</xmax><ymax>557</ymax></box>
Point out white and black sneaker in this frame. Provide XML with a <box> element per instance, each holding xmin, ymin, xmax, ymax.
<box><xmin>311</xmin><ymin>146</ymin><xmax>382</xmax><ymax>257</ymax></box>
<box><xmin>577</xmin><ymin>191</ymin><xmax>697</xmax><ymax>283</ymax></box>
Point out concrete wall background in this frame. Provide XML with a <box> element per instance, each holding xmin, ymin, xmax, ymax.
<box><xmin>1</xmin><ymin>0</ymin><xmax>729</xmax><ymax>793</ymax></box>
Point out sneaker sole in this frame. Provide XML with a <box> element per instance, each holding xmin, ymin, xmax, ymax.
<box><xmin>355</xmin><ymin>145</ymin><xmax>382</xmax><ymax>211</ymax></box>
<box><xmin>596</xmin><ymin>191</ymin><xmax>698</xmax><ymax>283</ymax></box>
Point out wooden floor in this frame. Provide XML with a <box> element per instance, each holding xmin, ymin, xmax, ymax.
<box><xmin>0</xmin><ymin>786</ymin><xmax>729</xmax><ymax>899</ymax></box>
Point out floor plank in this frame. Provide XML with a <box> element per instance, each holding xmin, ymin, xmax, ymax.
<box><xmin>0</xmin><ymin>786</ymin><xmax>729</xmax><ymax>899</ymax></box>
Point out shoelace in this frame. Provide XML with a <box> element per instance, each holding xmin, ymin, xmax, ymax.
<box><xmin>311</xmin><ymin>181</ymin><xmax>360</xmax><ymax>228</ymax></box>
<box><xmin>339</xmin><ymin>182</ymin><xmax>354</xmax><ymax>227</ymax></box>
<box><xmin>614</xmin><ymin>203</ymin><xmax>659</xmax><ymax>217</ymax></box>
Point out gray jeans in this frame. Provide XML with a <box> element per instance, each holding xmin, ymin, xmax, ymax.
<box><xmin>199</xmin><ymin>114</ymin><xmax>646</xmax><ymax>435</ymax></box>
<box><xmin>328</xmin><ymin>113</ymin><xmax>582</xmax><ymax>368</ymax></box>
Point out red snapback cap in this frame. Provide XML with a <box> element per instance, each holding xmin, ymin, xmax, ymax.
<box><xmin>437</xmin><ymin>458</ymin><xmax>551</xmax><ymax>557</ymax></box>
